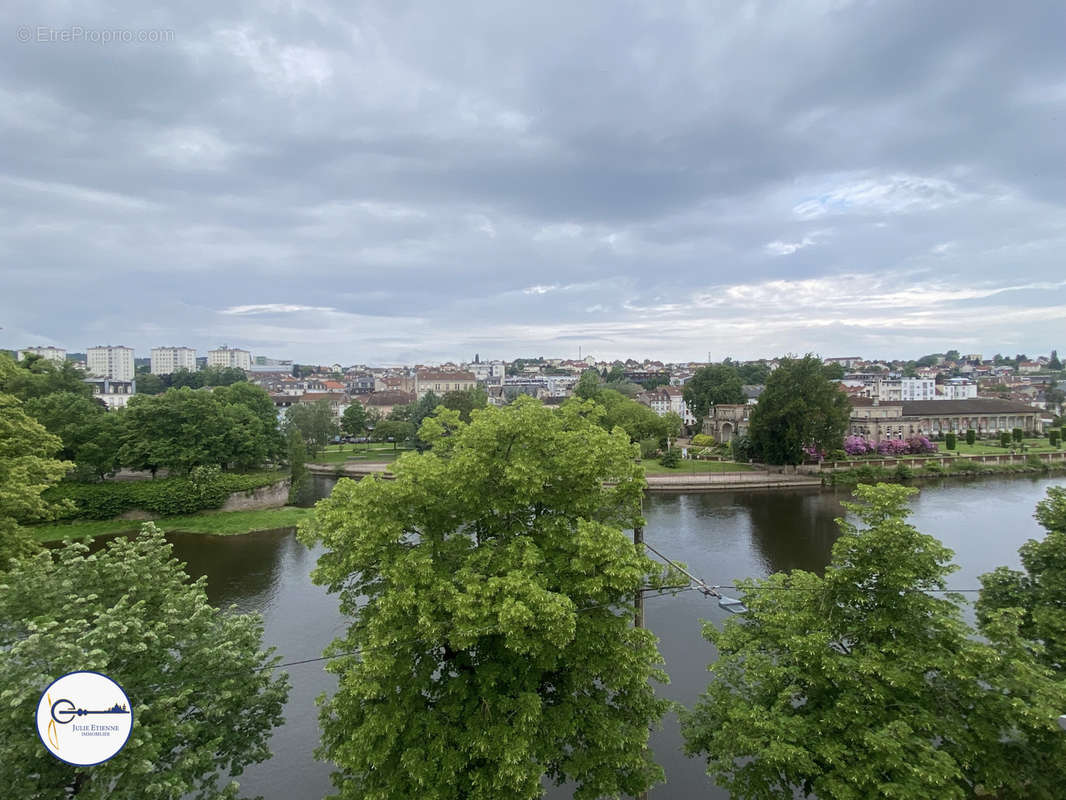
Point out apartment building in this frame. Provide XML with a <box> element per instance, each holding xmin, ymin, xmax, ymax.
<box><xmin>207</xmin><ymin>346</ymin><xmax>252</xmax><ymax>371</ymax></box>
<box><xmin>87</xmin><ymin>345</ymin><xmax>135</xmax><ymax>381</ymax></box>
<box><xmin>415</xmin><ymin>370</ymin><xmax>477</xmax><ymax>398</ymax></box>
<box><xmin>150</xmin><ymin>346</ymin><xmax>197</xmax><ymax>375</ymax></box>
<box><xmin>17</xmin><ymin>345</ymin><xmax>67</xmax><ymax>363</ymax></box>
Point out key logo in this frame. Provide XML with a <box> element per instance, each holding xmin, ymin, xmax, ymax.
<box><xmin>36</xmin><ymin>671</ymin><xmax>133</xmax><ymax>766</ymax></box>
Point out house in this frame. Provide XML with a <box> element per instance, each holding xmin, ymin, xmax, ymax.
<box><xmin>359</xmin><ymin>391</ymin><xmax>416</xmax><ymax>419</ymax></box>
<box><xmin>636</xmin><ymin>386</ymin><xmax>695</xmax><ymax>426</ymax></box>
<box><xmin>415</xmin><ymin>370</ymin><xmax>477</xmax><ymax>399</ymax></box>
<box><xmin>84</xmin><ymin>378</ymin><xmax>136</xmax><ymax>410</ymax></box>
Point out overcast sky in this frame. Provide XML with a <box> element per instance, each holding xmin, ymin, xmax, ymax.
<box><xmin>3</xmin><ymin>1</ymin><xmax>1065</xmax><ymax>365</ymax></box>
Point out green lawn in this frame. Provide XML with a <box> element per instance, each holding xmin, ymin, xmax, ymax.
<box><xmin>31</xmin><ymin>507</ymin><xmax>315</xmax><ymax>542</ymax></box>
<box><xmin>311</xmin><ymin>443</ymin><xmax>413</xmax><ymax>464</ymax></box>
<box><xmin>641</xmin><ymin>459</ymin><xmax>757</xmax><ymax>475</ymax></box>
<box><xmin>945</xmin><ymin>439</ymin><xmax>1061</xmax><ymax>456</ymax></box>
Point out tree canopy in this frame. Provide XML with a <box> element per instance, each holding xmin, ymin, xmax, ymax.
<box><xmin>0</xmin><ymin>525</ymin><xmax>289</xmax><ymax>798</ymax></box>
<box><xmin>682</xmin><ymin>364</ymin><xmax>745</xmax><ymax>425</ymax></box>
<box><xmin>682</xmin><ymin>483</ymin><xmax>1066</xmax><ymax>800</ymax></box>
<box><xmin>747</xmin><ymin>354</ymin><xmax>851</xmax><ymax>464</ymax></box>
<box><xmin>284</xmin><ymin>399</ymin><xmax>339</xmax><ymax>457</ymax></box>
<box><xmin>0</xmin><ymin>353</ymin><xmax>92</xmax><ymax>401</ymax></box>
<box><xmin>299</xmin><ymin>396</ymin><xmax>670</xmax><ymax>800</ymax></box>
<box><xmin>0</xmin><ymin>393</ymin><xmax>72</xmax><ymax>565</ymax></box>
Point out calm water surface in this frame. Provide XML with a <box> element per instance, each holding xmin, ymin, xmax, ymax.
<box><xmin>153</xmin><ymin>475</ymin><xmax>1062</xmax><ymax>799</ymax></box>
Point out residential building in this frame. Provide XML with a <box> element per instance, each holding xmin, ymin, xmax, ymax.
<box><xmin>824</xmin><ymin>356</ymin><xmax>863</xmax><ymax>368</ymax></box>
<box><xmin>359</xmin><ymin>391</ymin><xmax>416</xmax><ymax>419</ymax></box>
<box><xmin>465</xmin><ymin>360</ymin><xmax>506</xmax><ymax>382</ymax></box>
<box><xmin>937</xmin><ymin>378</ymin><xmax>978</xmax><ymax>400</ymax></box>
<box><xmin>18</xmin><ymin>345</ymin><xmax>66</xmax><ymax>363</ymax></box>
<box><xmin>1018</xmin><ymin>361</ymin><xmax>1043</xmax><ymax>374</ymax></box>
<box><xmin>848</xmin><ymin>398</ymin><xmax>1042</xmax><ymax>443</ymax></box>
<box><xmin>84</xmin><ymin>378</ymin><xmax>136</xmax><ymax>410</ymax></box>
<box><xmin>86</xmin><ymin>345</ymin><xmax>135</xmax><ymax>381</ymax></box>
<box><xmin>636</xmin><ymin>385</ymin><xmax>696</xmax><ymax>426</ymax></box>
<box><xmin>150</xmin><ymin>346</ymin><xmax>197</xmax><ymax>375</ymax></box>
<box><xmin>415</xmin><ymin>370</ymin><xmax>477</xmax><ymax>399</ymax></box>
<box><xmin>207</xmin><ymin>346</ymin><xmax>252</xmax><ymax>371</ymax></box>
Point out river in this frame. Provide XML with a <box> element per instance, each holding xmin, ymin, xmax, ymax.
<box><xmin>151</xmin><ymin>475</ymin><xmax>1062</xmax><ymax>799</ymax></box>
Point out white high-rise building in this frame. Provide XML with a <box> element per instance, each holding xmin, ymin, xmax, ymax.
<box><xmin>150</xmin><ymin>346</ymin><xmax>197</xmax><ymax>375</ymax></box>
<box><xmin>17</xmin><ymin>346</ymin><xmax>66</xmax><ymax>363</ymax></box>
<box><xmin>86</xmin><ymin>345</ymin><xmax>135</xmax><ymax>381</ymax></box>
<box><xmin>207</xmin><ymin>346</ymin><xmax>252</xmax><ymax>371</ymax></box>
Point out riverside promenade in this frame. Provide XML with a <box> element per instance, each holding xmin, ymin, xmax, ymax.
<box><xmin>308</xmin><ymin>462</ymin><xmax>823</xmax><ymax>492</ymax></box>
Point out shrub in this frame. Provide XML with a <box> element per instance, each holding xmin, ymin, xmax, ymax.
<box><xmin>894</xmin><ymin>463</ymin><xmax>914</xmax><ymax>480</ymax></box>
<box><xmin>1026</xmin><ymin>454</ymin><xmax>1048</xmax><ymax>471</ymax></box>
<box><xmin>1051</xmin><ymin>430</ymin><xmax>1062</xmax><ymax>447</ymax></box>
<box><xmin>965</xmin><ymin>429</ymin><xmax>976</xmax><ymax>445</ymax></box>
<box><xmin>42</xmin><ymin>471</ymin><xmax>285</xmax><ymax>520</ymax></box>
<box><xmin>945</xmin><ymin>433</ymin><xmax>957</xmax><ymax>450</ymax></box>
<box><xmin>924</xmin><ymin>463</ymin><xmax>944</xmax><ymax>475</ymax></box>
<box><xmin>638</xmin><ymin>437</ymin><xmax>660</xmax><ymax>459</ymax></box>
<box><xmin>905</xmin><ymin>436</ymin><xmax>937</xmax><ymax>455</ymax></box>
<box><xmin>843</xmin><ymin>435</ymin><xmax>873</xmax><ymax>456</ymax></box>
<box><xmin>691</xmin><ymin>434</ymin><xmax>717</xmax><ymax>447</ymax></box>
<box><xmin>659</xmin><ymin>449</ymin><xmax>680</xmax><ymax>468</ymax></box>
<box><xmin>1000</xmin><ymin>432</ymin><xmax>1012</xmax><ymax>448</ymax></box>
<box><xmin>1012</xmin><ymin>427</ymin><xmax>1023</xmax><ymax>443</ymax></box>
<box><xmin>876</xmin><ymin>439</ymin><xmax>909</xmax><ymax>457</ymax></box>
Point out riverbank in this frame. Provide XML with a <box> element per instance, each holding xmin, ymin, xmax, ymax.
<box><xmin>31</xmin><ymin>506</ymin><xmax>315</xmax><ymax>542</ymax></box>
<box><xmin>825</xmin><ymin>461</ymin><xmax>1066</xmax><ymax>487</ymax></box>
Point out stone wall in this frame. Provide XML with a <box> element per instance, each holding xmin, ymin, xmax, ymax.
<box><xmin>219</xmin><ymin>479</ymin><xmax>291</xmax><ymax>511</ymax></box>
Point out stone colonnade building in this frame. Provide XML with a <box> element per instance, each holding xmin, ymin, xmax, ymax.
<box><xmin>849</xmin><ymin>398</ymin><xmax>1043</xmax><ymax>444</ymax></box>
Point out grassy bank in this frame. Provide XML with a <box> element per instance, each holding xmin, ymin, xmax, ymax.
<box><xmin>825</xmin><ymin>460</ymin><xmax>1066</xmax><ymax>487</ymax></box>
<box><xmin>31</xmin><ymin>507</ymin><xmax>315</xmax><ymax>543</ymax></box>
<box><xmin>312</xmin><ymin>444</ymin><xmax>411</xmax><ymax>464</ymax></box>
<box><xmin>641</xmin><ymin>459</ymin><xmax>757</xmax><ymax>475</ymax></box>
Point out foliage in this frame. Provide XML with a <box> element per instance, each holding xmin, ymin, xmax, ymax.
<box><xmin>661</xmin><ymin>411</ymin><xmax>684</xmax><ymax>441</ymax></box>
<box><xmin>1050</xmin><ymin>350</ymin><xmax>1063</xmax><ymax>371</ymax></box>
<box><xmin>682</xmin><ymin>364</ymin><xmax>744</xmax><ymax>425</ymax></box>
<box><xmin>682</xmin><ymin>483</ymin><xmax>1066</xmax><ymax>800</ymax></box>
<box><xmin>730</xmin><ymin>434</ymin><xmax>753</xmax><ymax>462</ymax></box>
<box><xmin>747</xmin><ymin>355</ymin><xmax>851</xmax><ymax>465</ymax></box>
<box><xmin>0</xmin><ymin>393</ymin><xmax>73</xmax><ymax>565</ymax></box>
<box><xmin>370</xmin><ymin>419</ymin><xmax>415</xmax><ymax>449</ymax></box>
<box><xmin>134</xmin><ymin>372</ymin><xmax>166</xmax><ymax>394</ymax></box>
<box><xmin>735</xmin><ymin>361</ymin><xmax>771</xmax><ymax>385</ymax></box>
<box><xmin>574</xmin><ymin>368</ymin><xmax>602</xmax><ymax>400</ymax></box>
<box><xmin>340</xmin><ymin>401</ymin><xmax>369</xmax><ymax>437</ymax></box>
<box><xmin>284</xmin><ymin>398</ymin><xmax>339</xmax><ymax>457</ymax></box>
<box><xmin>843</xmin><ymin>435</ymin><xmax>873</xmax><ymax>456</ymax></box>
<box><xmin>1051</xmin><ymin>430</ymin><xmax>1062</xmax><ymax>448</ymax></box>
<box><xmin>168</xmin><ymin>365</ymin><xmax>247</xmax><ymax>389</ymax></box>
<box><xmin>42</xmin><ymin>471</ymin><xmax>284</xmax><ymax>520</ymax></box>
<box><xmin>287</xmin><ymin>427</ymin><xmax>311</xmax><ymax>506</ymax></box>
<box><xmin>977</xmin><ymin>486</ymin><xmax>1066</xmax><ymax>674</ymax></box>
<box><xmin>945</xmin><ymin>432</ymin><xmax>957</xmax><ymax>450</ymax></box>
<box><xmin>1013</xmin><ymin>427</ymin><xmax>1024</xmax><ymax>443</ymax></box>
<box><xmin>638</xmin><ymin>436</ymin><xmax>659</xmax><ymax>459</ymax></box>
<box><xmin>659</xmin><ymin>449</ymin><xmax>680</xmax><ymax>468</ymax></box>
<box><xmin>0</xmin><ymin>525</ymin><xmax>289</xmax><ymax>798</ymax></box>
<box><xmin>966</xmin><ymin>428</ymin><xmax>976</xmax><ymax>446</ymax></box>
<box><xmin>691</xmin><ymin>433</ymin><xmax>716</xmax><ymax>447</ymax></box>
<box><xmin>1001</xmin><ymin>431</ymin><xmax>1013</xmax><ymax>447</ymax></box>
<box><xmin>0</xmin><ymin>353</ymin><xmax>92</xmax><ymax>401</ymax></box>
<box><xmin>440</xmin><ymin>386</ymin><xmax>488</xmax><ymax>422</ymax></box>
<box><xmin>121</xmin><ymin>388</ymin><xmax>278</xmax><ymax>475</ymax></box>
<box><xmin>213</xmin><ymin>382</ymin><xmax>285</xmax><ymax>462</ymax></box>
<box><xmin>299</xmin><ymin>397</ymin><xmax>670</xmax><ymax>800</ymax></box>
<box><xmin>23</xmin><ymin>391</ymin><xmax>123</xmax><ymax>481</ymax></box>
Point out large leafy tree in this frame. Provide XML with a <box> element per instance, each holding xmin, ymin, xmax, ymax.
<box><xmin>284</xmin><ymin>399</ymin><xmax>339</xmax><ymax>457</ymax></box>
<box><xmin>299</xmin><ymin>396</ymin><xmax>671</xmax><ymax>800</ymax></box>
<box><xmin>0</xmin><ymin>525</ymin><xmax>289</xmax><ymax>798</ymax></box>
<box><xmin>440</xmin><ymin>386</ymin><xmax>488</xmax><ymax>422</ymax></box>
<box><xmin>0</xmin><ymin>393</ymin><xmax>72</xmax><ymax>565</ymax></box>
<box><xmin>978</xmin><ymin>486</ymin><xmax>1066</xmax><ymax>674</ymax></box>
<box><xmin>682</xmin><ymin>483</ymin><xmax>1066</xmax><ymax>800</ymax></box>
<box><xmin>0</xmin><ymin>353</ymin><xmax>92</xmax><ymax>401</ymax></box>
<box><xmin>214</xmin><ymin>382</ymin><xmax>284</xmax><ymax>461</ymax></box>
<box><xmin>682</xmin><ymin>364</ymin><xmax>745</xmax><ymax>427</ymax></box>
<box><xmin>340</xmin><ymin>401</ymin><xmax>368</xmax><ymax>437</ymax></box>
<box><xmin>747</xmin><ymin>354</ymin><xmax>851</xmax><ymax>465</ymax></box>
<box><xmin>23</xmin><ymin>391</ymin><xmax>122</xmax><ymax>480</ymax></box>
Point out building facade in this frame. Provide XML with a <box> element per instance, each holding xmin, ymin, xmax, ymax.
<box><xmin>415</xmin><ymin>370</ymin><xmax>477</xmax><ymax>399</ymax></box>
<box><xmin>849</xmin><ymin>398</ymin><xmax>1042</xmax><ymax>443</ymax></box>
<box><xmin>84</xmin><ymin>378</ymin><xmax>136</xmax><ymax>409</ymax></box>
<box><xmin>87</xmin><ymin>345</ymin><xmax>135</xmax><ymax>381</ymax></box>
<box><xmin>636</xmin><ymin>386</ymin><xmax>696</xmax><ymax>426</ymax></box>
<box><xmin>150</xmin><ymin>346</ymin><xmax>197</xmax><ymax>375</ymax></box>
<box><xmin>18</xmin><ymin>346</ymin><xmax>67</xmax><ymax>363</ymax></box>
<box><xmin>938</xmin><ymin>378</ymin><xmax>978</xmax><ymax>400</ymax></box>
<box><xmin>207</xmin><ymin>346</ymin><xmax>252</xmax><ymax>371</ymax></box>
<box><xmin>700</xmin><ymin>404</ymin><xmax>751</xmax><ymax>443</ymax></box>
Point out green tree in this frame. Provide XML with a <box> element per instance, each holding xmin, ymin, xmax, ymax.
<box><xmin>821</xmin><ymin>361</ymin><xmax>846</xmax><ymax>380</ymax></box>
<box><xmin>977</xmin><ymin>486</ymin><xmax>1066</xmax><ymax>673</ymax></box>
<box><xmin>0</xmin><ymin>525</ymin><xmax>289</xmax><ymax>798</ymax></box>
<box><xmin>682</xmin><ymin>364</ymin><xmax>744</xmax><ymax>427</ymax></box>
<box><xmin>215</xmin><ymin>382</ymin><xmax>284</xmax><ymax>462</ymax></box>
<box><xmin>23</xmin><ymin>391</ymin><xmax>118</xmax><ymax>480</ymax></box>
<box><xmin>594</xmin><ymin>389</ymin><xmax>667</xmax><ymax>444</ymax></box>
<box><xmin>1049</xmin><ymin>350</ymin><xmax>1062</xmax><ymax>371</ymax></box>
<box><xmin>299</xmin><ymin>397</ymin><xmax>670</xmax><ymax>799</ymax></box>
<box><xmin>682</xmin><ymin>483</ymin><xmax>1066</xmax><ymax>800</ymax></box>
<box><xmin>340</xmin><ymin>401</ymin><xmax>369</xmax><ymax>438</ymax></box>
<box><xmin>736</xmin><ymin>362</ymin><xmax>771</xmax><ymax>385</ymax></box>
<box><xmin>0</xmin><ymin>353</ymin><xmax>92</xmax><ymax>401</ymax></box>
<box><xmin>945</xmin><ymin>432</ymin><xmax>957</xmax><ymax>450</ymax></box>
<box><xmin>440</xmin><ymin>387</ymin><xmax>489</xmax><ymax>423</ymax></box>
<box><xmin>134</xmin><ymin>372</ymin><xmax>165</xmax><ymax>395</ymax></box>
<box><xmin>966</xmin><ymin>428</ymin><xmax>976</xmax><ymax>446</ymax></box>
<box><xmin>370</xmin><ymin>419</ymin><xmax>414</xmax><ymax>450</ymax></box>
<box><xmin>284</xmin><ymin>399</ymin><xmax>339</xmax><ymax>458</ymax></box>
<box><xmin>747</xmin><ymin>355</ymin><xmax>851</xmax><ymax>465</ymax></box>
<box><xmin>287</xmin><ymin>426</ymin><xmax>311</xmax><ymax>505</ymax></box>
<box><xmin>661</xmin><ymin>411</ymin><xmax>684</xmax><ymax>442</ymax></box>
<box><xmin>0</xmin><ymin>393</ymin><xmax>72</xmax><ymax>565</ymax></box>
<box><xmin>574</xmin><ymin>368</ymin><xmax>602</xmax><ymax>400</ymax></box>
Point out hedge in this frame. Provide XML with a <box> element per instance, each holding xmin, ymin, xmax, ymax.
<box><xmin>42</xmin><ymin>471</ymin><xmax>286</xmax><ymax>521</ymax></box>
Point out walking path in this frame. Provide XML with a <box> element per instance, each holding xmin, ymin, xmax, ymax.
<box><xmin>308</xmin><ymin>462</ymin><xmax>823</xmax><ymax>492</ymax></box>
